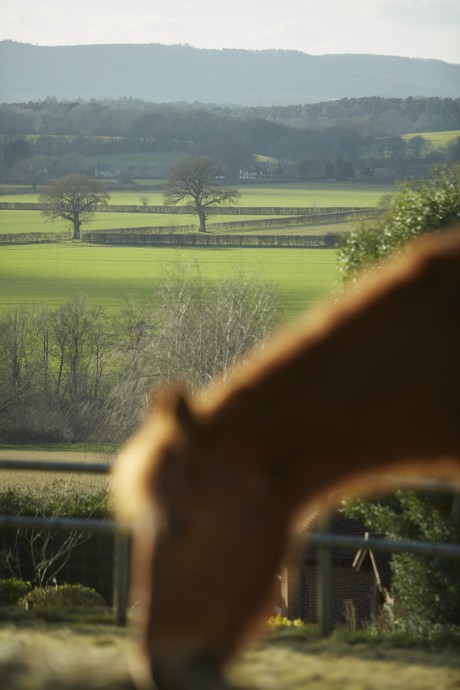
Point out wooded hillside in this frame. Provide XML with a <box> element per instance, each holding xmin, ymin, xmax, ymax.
<box><xmin>1</xmin><ymin>41</ymin><xmax>459</xmax><ymax>104</ymax></box>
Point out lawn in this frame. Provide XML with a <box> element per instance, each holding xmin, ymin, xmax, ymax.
<box><xmin>0</xmin><ymin>243</ymin><xmax>339</xmax><ymax>320</ymax></box>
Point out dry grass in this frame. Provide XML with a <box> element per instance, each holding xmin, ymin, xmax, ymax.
<box><xmin>0</xmin><ymin>450</ymin><xmax>112</xmax><ymax>496</ymax></box>
<box><xmin>0</xmin><ymin>619</ymin><xmax>459</xmax><ymax>690</ymax></box>
<box><xmin>231</xmin><ymin>632</ymin><xmax>460</xmax><ymax>690</ymax></box>
<box><xmin>0</xmin><ymin>620</ymin><xmax>134</xmax><ymax>690</ymax></box>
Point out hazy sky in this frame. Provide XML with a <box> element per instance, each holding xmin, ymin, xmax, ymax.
<box><xmin>2</xmin><ymin>0</ymin><xmax>460</xmax><ymax>64</ymax></box>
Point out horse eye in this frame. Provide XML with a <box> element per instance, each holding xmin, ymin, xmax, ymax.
<box><xmin>166</xmin><ymin>514</ymin><xmax>187</xmax><ymax>539</ymax></box>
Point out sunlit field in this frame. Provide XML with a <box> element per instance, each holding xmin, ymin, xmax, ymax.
<box><xmin>0</xmin><ymin>181</ymin><xmax>393</xmax><ymax>208</ymax></box>
<box><xmin>0</xmin><ymin>210</ymin><xmax>280</xmax><ymax>234</ymax></box>
<box><xmin>0</xmin><ymin>243</ymin><xmax>339</xmax><ymax>320</ymax></box>
<box><xmin>401</xmin><ymin>129</ymin><xmax>460</xmax><ymax>148</ymax></box>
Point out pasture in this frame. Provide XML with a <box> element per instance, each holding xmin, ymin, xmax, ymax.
<box><xmin>0</xmin><ymin>243</ymin><xmax>339</xmax><ymax>320</ymax></box>
<box><xmin>0</xmin><ymin>181</ymin><xmax>390</xmax><ymax>240</ymax></box>
<box><xmin>0</xmin><ymin>181</ymin><xmax>393</xmax><ymax>208</ymax></box>
<box><xmin>401</xmin><ymin>129</ymin><xmax>460</xmax><ymax>148</ymax></box>
<box><xmin>1</xmin><ymin>618</ymin><xmax>459</xmax><ymax>690</ymax></box>
<box><xmin>0</xmin><ymin>210</ymin><xmax>281</xmax><ymax>235</ymax></box>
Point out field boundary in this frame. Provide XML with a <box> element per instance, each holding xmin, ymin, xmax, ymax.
<box><xmin>84</xmin><ymin>232</ymin><xmax>341</xmax><ymax>248</ymax></box>
<box><xmin>0</xmin><ymin>202</ymin><xmax>376</xmax><ymax>215</ymax></box>
<box><xmin>0</xmin><ymin>231</ymin><xmax>72</xmax><ymax>244</ymax></box>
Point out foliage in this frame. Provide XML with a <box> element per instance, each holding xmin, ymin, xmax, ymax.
<box><xmin>342</xmin><ymin>492</ymin><xmax>460</xmax><ymax>629</ymax></box>
<box><xmin>1</xmin><ymin>97</ymin><xmax>459</xmax><ymax>185</ymax></box>
<box><xmin>0</xmin><ymin>485</ymin><xmax>109</xmax><ymax>520</ymax></box>
<box><xmin>18</xmin><ymin>583</ymin><xmax>106</xmax><ymax>608</ymax></box>
<box><xmin>338</xmin><ymin>164</ymin><xmax>460</xmax><ymax>283</ymax></box>
<box><xmin>338</xmin><ymin>166</ymin><xmax>460</xmax><ymax>629</ymax></box>
<box><xmin>39</xmin><ymin>174</ymin><xmax>109</xmax><ymax>239</ymax></box>
<box><xmin>0</xmin><ymin>485</ymin><xmax>109</xmax><ymax>586</ymax></box>
<box><xmin>0</xmin><ymin>578</ymin><xmax>33</xmax><ymax>605</ymax></box>
<box><xmin>3</xmin><ymin>139</ymin><xmax>32</xmax><ymax>168</ymax></box>
<box><xmin>267</xmin><ymin>614</ymin><xmax>307</xmax><ymax>630</ymax></box>
<box><xmin>333</xmin><ymin>619</ymin><xmax>460</xmax><ymax>650</ymax></box>
<box><xmin>164</xmin><ymin>156</ymin><xmax>240</xmax><ymax>231</ymax></box>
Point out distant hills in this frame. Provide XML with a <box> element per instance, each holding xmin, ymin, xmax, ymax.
<box><xmin>1</xmin><ymin>41</ymin><xmax>459</xmax><ymax>105</ymax></box>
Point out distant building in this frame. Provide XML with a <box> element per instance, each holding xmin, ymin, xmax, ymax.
<box><xmin>95</xmin><ymin>164</ymin><xmax>120</xmax><ymax>179</ymax></box>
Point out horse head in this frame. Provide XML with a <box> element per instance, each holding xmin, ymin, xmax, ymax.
<box><xmin>114</xmin><ymin>390</ymin><xmax>288</xmax><ymax>690</ymax></box>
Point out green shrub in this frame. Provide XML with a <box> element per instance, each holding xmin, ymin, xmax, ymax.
<box><xmin>0</xmin><ymin>578</ymin><xmax>33</xmax><ymax>605</ymax></box>
<box><xmin>19</xmin><ymin>584</ymin><xmax>106</xmax><ymax>608</ymax></box>
<box><xmin>0</xmin><ymin>485</ymin><xmax>110</xmax><ymax>519</ymax></box>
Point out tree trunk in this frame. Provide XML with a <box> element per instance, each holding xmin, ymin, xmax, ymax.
<box><xmin>73</xmin><ymin>217</ymin><xmax>81</xmax><ymax>240</ymax></box>
<box><xmin>197</xmin><ymin>206</ymin><xmax>207</xmax><ymax>233</ymax></box>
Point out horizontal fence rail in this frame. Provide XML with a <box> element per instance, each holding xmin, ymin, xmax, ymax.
<box><xmin>0</xmin><ymin>515</ymin><xmax>116</xmax><ymax>534</ymax></box>
<box><xmin>0</xmin><ymin>459</ymin><xmax>111</xmax><ymax>474</ymax></box>
<box><xmin>0</xmin><ymin>201</ymin><xmax>376</xmax><ymax>216</ymax></box>
<box><xmin>306</xmin><ymin>533</ymin><xmax>460</xmax><ymax>560</ymax></box>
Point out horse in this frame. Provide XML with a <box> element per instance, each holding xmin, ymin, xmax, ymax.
<box><xmin>113</xmin><ymin>225</ymin><xmax>460</xmax><ymax>690</ymax></box>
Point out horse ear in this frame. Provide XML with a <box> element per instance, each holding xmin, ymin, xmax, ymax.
<box><xmin>153</xmin><ymin>389</ymin><xmax>195</xmax><ymax>433</ymax></box>
<box><xmin>172</xmin><ymin>391</ymin><xmax>195</xmax><ymax>431</ymax></box>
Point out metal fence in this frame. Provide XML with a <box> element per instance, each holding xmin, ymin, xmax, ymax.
<box><xmin>0</xmin><ymin>458</ymin><xmax>129</xmax><ymax>625</ymax></box>
<box><xmin>1</xmin><ymin>459</ymin><xmax>459</xmax><ymax>633</ymax></box>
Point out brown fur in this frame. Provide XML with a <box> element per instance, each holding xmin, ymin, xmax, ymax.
<box><xmin>113</xmin><ymin>225</ymin><xmax>460</xmax><ymax>690</ymax></box>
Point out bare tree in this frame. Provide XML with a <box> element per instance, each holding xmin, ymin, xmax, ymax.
<box><xmin>0</xmin><ymin>305</ymin><xmax>48</xmax><ymax>415</ymax></box>
<box><xmin>164</xmin><ymin>156</ymin><xmax>240</xmax><ymax>232</ymax></box>
<box><xmin>39</xmin><ymin>173</ymin><xmax>109</xmax><ymax>239</ymax></box>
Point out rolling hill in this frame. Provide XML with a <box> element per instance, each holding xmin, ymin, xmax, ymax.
<box><xmin>1</xmin><ymin>41</ymin><xmax>459</xmax><ymax>105</ymax></box>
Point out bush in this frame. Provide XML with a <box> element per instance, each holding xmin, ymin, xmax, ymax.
<box><xmin>0</xmin><ymin>578</ymin><xmax>33</xmax><ymax>605</ymax></box>
<box><xmin>0</xmin><ymin>485</ymin><xmax>110</xmax><ymax>519</ymax></box>
<box><xmin>338</xmin><ymin>163</ymin><xmax>460</xmax><ymax>283</ymax></box>
<box><xmin>19</xmin><ymin>584</ymin><xmax>106</xmax><ymax>608</ymax></box>
<box><xmin>0</xmin><ymin>485</ymin><xmax>111</xmax><ymax>587</ymax></box>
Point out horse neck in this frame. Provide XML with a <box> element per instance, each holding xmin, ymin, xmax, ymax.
<box><xmin>202</xmin><ymin>263</ymin><xmax>460</xmax><ymax>517</ymax></box>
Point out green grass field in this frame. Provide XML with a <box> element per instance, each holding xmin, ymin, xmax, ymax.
<box><xmin>0</xmin><ymin>243</ymin><xmax>339</xmax><ymax>320</ymax></box>
<box><xmin>0</xmin><ymin>182</ymin><xmax>394</xmax><ymax>208</ymax></box>
<box><xmin>401</xmin><ymin>129</ymin><xmax>460</xmax><ymax>148</ymax></box>
<box><xmin>0</xmin><ymin>182</ymin><xmax>391</xmax><ymax>237</ymax></box>
<box><xmin>0</xmin><ymin>210</ymin><xmax>284</xmax><ymax>235</ymax></box>
<box><xmin>0</xmin><ymin>182</ymin><xmax>383</xmax><ymax>322</ymax></box>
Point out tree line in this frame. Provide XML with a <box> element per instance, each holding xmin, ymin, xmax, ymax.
<box><xmin>1</xmin><ymin>97</ymin><xmax>459</xmax><ymax>182</ymax></box>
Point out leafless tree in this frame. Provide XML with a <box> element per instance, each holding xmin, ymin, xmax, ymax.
<box><xmin>39</xmin><ymin>173</ymin><xmax>109</xmax><ymax>239</ymax></box>
<box><xmin>102</xmin><ymin>270</ymin><xmax>279</xmax><ymax>440</ymax></box>
<box><xmin>164</xmin><ymin>157</ymin><xmax>240</xmax><ymax>232</ymax></box>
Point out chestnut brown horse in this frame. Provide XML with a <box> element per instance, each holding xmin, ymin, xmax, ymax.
<box><xmin>113</xmin><ymin>225</ymin><xmax>460</xmax><ymax>690</ymax></box>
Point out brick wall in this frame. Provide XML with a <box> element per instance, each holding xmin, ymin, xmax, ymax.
<box><xmin>282</xmin><ymin>560</ymin><xmax>378</xmax><ymax>625</ymax></box>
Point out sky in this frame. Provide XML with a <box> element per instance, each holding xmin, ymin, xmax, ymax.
<box><xmin>1</xmin><ymin>0</ymin><xmax>460</xmax><ymax>65</ymax></box>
